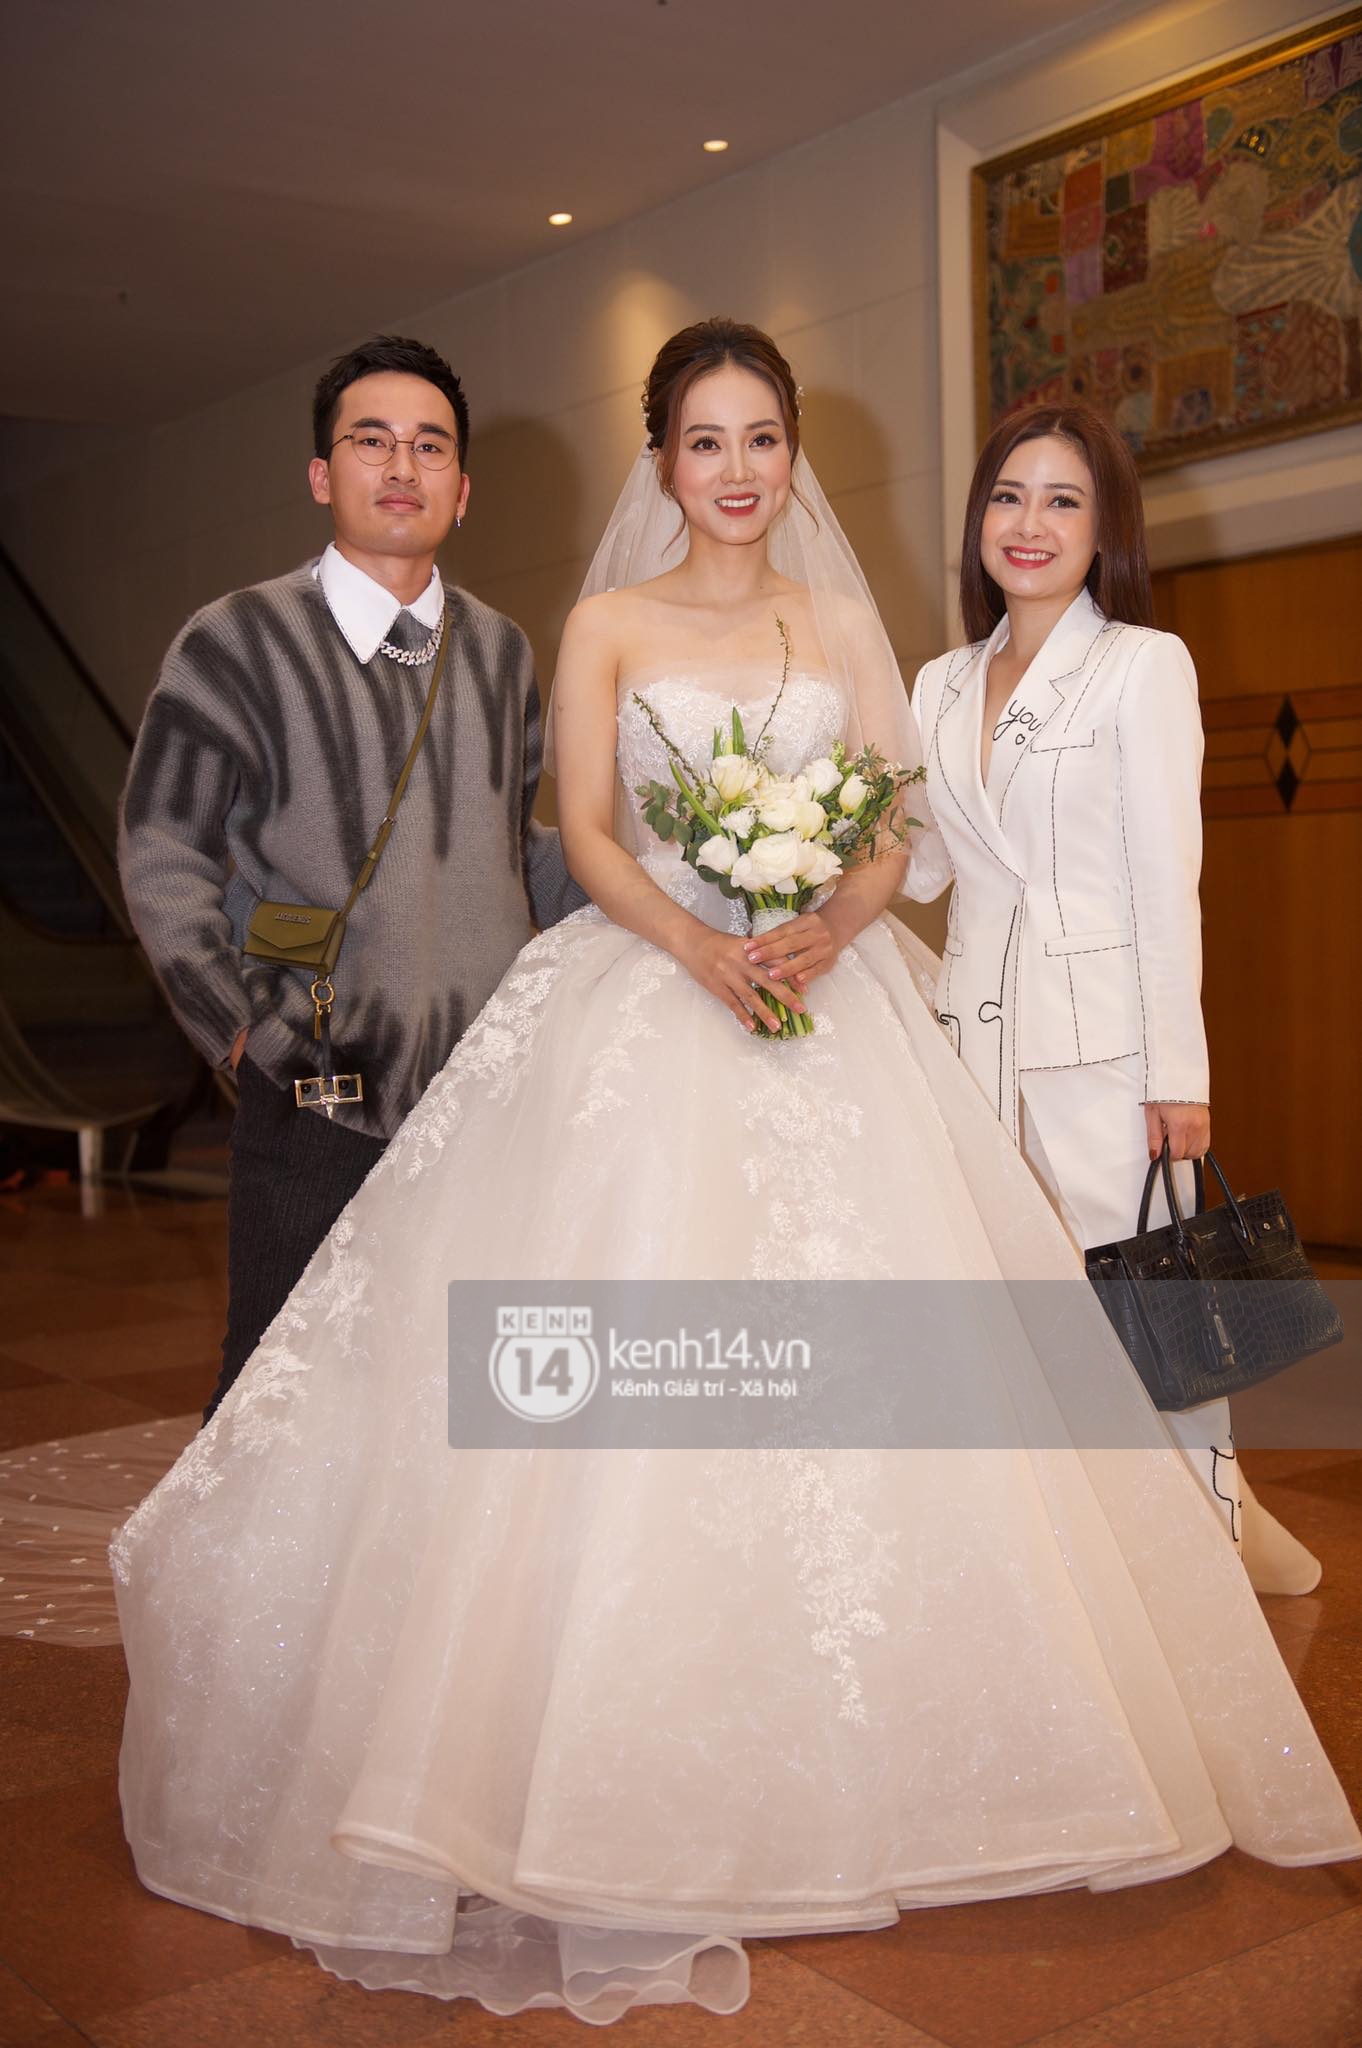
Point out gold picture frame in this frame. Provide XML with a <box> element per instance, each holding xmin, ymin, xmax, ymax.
<box><xmin>971</xmin><ymin>11</ymin><xmax>1362</xmax><ymax>470</ymax></box>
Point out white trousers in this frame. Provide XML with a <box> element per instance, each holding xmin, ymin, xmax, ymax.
<box><xmin>1018</xmin><ymin>1056</ymin><xmax>1241</xmax><ymax>1544</ymax></box>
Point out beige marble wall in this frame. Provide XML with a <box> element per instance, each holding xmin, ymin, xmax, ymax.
<box><xmin>0</xmin><ymin>95</ymin><xmax>942</xmax><ymax>739</ymax></box>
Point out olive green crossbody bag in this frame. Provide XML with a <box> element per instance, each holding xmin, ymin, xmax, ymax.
<box><xmin>241</xmin><ymin>617</ymin><xmax>449</xmax><ymax>1109</ymax></box>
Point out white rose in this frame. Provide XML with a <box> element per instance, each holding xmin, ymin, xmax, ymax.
<box><xmin>711</xmin><ymin>754</ymin><xmax>761</xmax><ymax>802</ymax></box>
<box><xmin>794</xmin><ymin>842</ymin><xmax>842</xmax><ymax>887</ymax></box>
<box><xmin>724</xmin><ymin>805</ymin><xmax>756</xmax><ymax>840</ymax></box>
<box><xmin>757</xmin><ymin>796</ymin><xmax>800</xmax><ymax>832</ymax></box>
<box><xmin>838</xmin><ymin>773</ymin><xmax>869</xmax><ymax>814</ymax></box>
<box><xmin>792</xmin><ymin>799</ymin><xmax>828</xmax><ymax>839</ymax></box>
<box><xmin>729</xmin><ymin>852</ymin><xmax>760</xmax><ymax>891</ymax></box>
<box><xmin>805</xmin><ymin>757</ymin><xmax>841</xmax><ymax>798</ymax></box>
<box><xmin>757</xmin><ymin>776</ymin><xmax>797</xmax><ymax>803</ymax></box>
<box><xmin>745</xmin><ymin>831</ymin><xmax>804</xmax><ymax>893</ymax></box>
<box><xmin>695</xmin><ymin>834</ymin><xmax>736</xmax><ymax>875</ymax></box>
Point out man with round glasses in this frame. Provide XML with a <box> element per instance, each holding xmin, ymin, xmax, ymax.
<box><xmin>119</xmin><ymin>334</ymin><xmax>584</xmax><ymax>1420</ymax></box>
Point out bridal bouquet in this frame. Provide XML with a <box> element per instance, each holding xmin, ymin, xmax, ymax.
<box><xmin>633</xmin><ymin>619</ymin><xmax>925</xmax><ymax>1039</ymax></box>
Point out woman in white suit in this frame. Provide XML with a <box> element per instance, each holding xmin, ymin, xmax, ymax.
<box><xmin>908</xmin><ymin>403</ymin><xmax>1317</xmax><ymax>1595</ymax></box>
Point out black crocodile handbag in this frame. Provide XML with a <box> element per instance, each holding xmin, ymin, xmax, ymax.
<box><xmin>1084</xmin><ymin>1144</ymin><xmax>1343</xmax><ymax>1412</ymax></box>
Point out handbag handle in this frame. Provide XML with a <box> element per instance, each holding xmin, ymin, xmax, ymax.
<box><xmin>1136</xmin><ymin>1141</ymin><xmax>1255</xmax><ymax>1249</ymax></box>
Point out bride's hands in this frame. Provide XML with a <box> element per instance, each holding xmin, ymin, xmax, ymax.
<box><xmin>743</xmin><ymin>912</ymin><xmax>841</xmax><ymax>991</ymax></box>
<box><xmin>678</xmin><ymin>930</ymin><xmax>807</xmax><ymax>1033</ymax></box>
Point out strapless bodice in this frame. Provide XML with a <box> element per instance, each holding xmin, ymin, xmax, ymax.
<box><xmin>616</xmin><ymin>665</ymin><xmax>848</xmax><ymax>931</ymax></box>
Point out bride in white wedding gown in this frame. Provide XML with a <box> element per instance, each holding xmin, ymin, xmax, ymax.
<box><xmin>113</xmin><ymin>320</ymin><xmax>1359</xmax><ymax>2026</ymax></box>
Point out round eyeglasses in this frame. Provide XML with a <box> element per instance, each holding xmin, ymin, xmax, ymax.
<box><xmin>330</xmin><ymin>428</ymin><xmax>458</xmax><ymax>471</ymax></box>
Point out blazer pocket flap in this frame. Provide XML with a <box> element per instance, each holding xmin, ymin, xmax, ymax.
<box><xmin>1030</xmin><ymin>727</ymin><xmax>1096</xmax><ymax>754</ymax></box>
<box><xmin>1044</xmin><ymin>926</ymin><xmax>1133</xmax><ymax>957</ymax></box>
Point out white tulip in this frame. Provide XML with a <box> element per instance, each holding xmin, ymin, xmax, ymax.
<box><xmin>711</xmin><ymin>754</ymin><xmax>761</xmax><ymax>802</ymax></box>
<box><xmin>794</xmin><ymin>842</ymin><xmax>842</xmax><ymax>886</ymax></box>
<box><xmin>745</xmin><ymin>831</ymin><xmax>804</xmax><ymax>893</ymax></box>
<box><xmin>792</xmin><ymin>799</ymin><xmax>828</xmax><ymax>839</ymax></box>
<box><xmin>757</xmin><ymin>796</ymin><xmax>800</xmax><ymax>832</ymax></box>
<box><xmin>838</xmin><ymin>773</ymin><xmax>869</xmax><ymax>814</ymax></box>
<box><xmin>696</xmin><ymin>834</ymin><xmax>736</xmax><ymax>875</ymax></box>
<box><xmin>805</xmin><ymin>757</ymin><xmax>841</xmax><ymax>797</ymax></box>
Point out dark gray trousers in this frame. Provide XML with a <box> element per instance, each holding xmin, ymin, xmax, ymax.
<box><xmin>207</xmin><ymin>1057</ymin><xmax>385</xmax><ymax>1421</ymax></box>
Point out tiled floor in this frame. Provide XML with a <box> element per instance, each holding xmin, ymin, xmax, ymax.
<box><xmin>1</xmin><ymin>1178</ymin><xmax>1359</xmax><ymax>2046</ymax></box>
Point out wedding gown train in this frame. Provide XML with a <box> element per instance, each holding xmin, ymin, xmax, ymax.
<box><xmin>113</xmin><ymin>666</ymin><xmax>1360</xmax><ymax>2024</ymax></box>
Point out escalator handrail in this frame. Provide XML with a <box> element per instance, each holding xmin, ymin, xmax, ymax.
<box><xmin>0</xmin><ymin>987</ymin><xmax>162</xmax><ymax>1128</ymax></box>
<box><xmin>0</xmin><ymin>704</ymin><xmax>135</xmax><ymax>940</ymax></box>
<box><xmin>0</xmin><ymin>541</ymin><xmax>134</xmax><ymax>745</ymax></box>
<box><xmin>0</xmin><ymin>870</ymin><xmax>126</xmax><ymax>946</ymax></box>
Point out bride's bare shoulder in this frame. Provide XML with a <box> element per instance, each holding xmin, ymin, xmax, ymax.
<box><xmin>565</xmin><ymin>586</ymin><xmax>660</xmax><ymax>634</ymax></box>
<box><xmin>562</xmin><ymin>580</ymin><xmax>681</xmax><ymax>666</ymax></box>
<box><xmin>560</xmin><ymin>587</ymin><xmax>644</xmax><ymax>660</ymax></box>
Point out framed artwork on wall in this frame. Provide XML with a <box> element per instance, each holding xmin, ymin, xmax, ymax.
<box><xmin>972</xmin><ymin>12</ymin><xmax>1362</xmax><ymax>470</ymax></box>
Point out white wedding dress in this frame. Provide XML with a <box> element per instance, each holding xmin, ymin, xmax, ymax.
<box><xmin>114</xmin><ymin>662</ymin><xmax>1360</xmax><ymax>2026</ymax></box>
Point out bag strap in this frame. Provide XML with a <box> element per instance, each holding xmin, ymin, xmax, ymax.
<box><xmin>320</xmin><ymin>613</ymin><xmax>451</xmax><ymax>968</ymax></box>
<box><xmin>1136</xmin><ymin>1142</ymin><xmax>1204</xmax><ymax>1237</ymax></box>
<box><xmin>1135</xmin><ymin>1141</ymin><xmax>1253</xmax><ymax>1245</ymax></box>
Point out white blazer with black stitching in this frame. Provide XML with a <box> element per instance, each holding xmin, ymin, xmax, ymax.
<box><xmin>908</xmin><ymin>588</ymin><xmax>1210</xmax><ymax>1141</ymax></box>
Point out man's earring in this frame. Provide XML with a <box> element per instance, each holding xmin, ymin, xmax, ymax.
<box><xmin>456</xmin><ymin>516</ymin><xmax>463</xmax><ymax>529</ymax></box>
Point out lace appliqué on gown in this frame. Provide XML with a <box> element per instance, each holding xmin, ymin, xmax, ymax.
<box><xmin>383</xmin><ymin>911</ymin><xmax>600</xmax><ymax>1185</ymax></box>
<box><xmin>112</xmin><ymin>1205</ymin><xmax>380</xmax><ymax>1571</ymax></box>
<box><xmin>571</xmin><ymin>946</ymin><xmax>674</xmax><ymax>1128</ymax></box>
<box><xmin>725</xmin><ymin>979</ymin><xmax>896</xmax><ymax>1281</ymax></box>
<box><xmin>687</xmin><ymin>1449</ymin><xmax>899</xmax><ymax>1726</ymax></box>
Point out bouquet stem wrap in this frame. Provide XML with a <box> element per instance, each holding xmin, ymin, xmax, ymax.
<box><xmin>748</xmin><ymin>905</ymin><xmax>811</xmax><ymax>1040</ymax></box>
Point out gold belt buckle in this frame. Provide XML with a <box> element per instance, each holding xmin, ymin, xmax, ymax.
<box><xmin>294</xmin><ymin>1072</ymin><xmax>364</xmax><ymax>1115</ymax></box>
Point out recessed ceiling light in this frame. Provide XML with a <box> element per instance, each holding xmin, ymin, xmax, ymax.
<box><xmin>548</xmin><ymin>211</ymin><xmax>573</xmax><ymax>226</ymax></box>
<box><xmin>702</xmin><ymin>139</ymin><xmax>729</xmax><ymax>153</ymax></box>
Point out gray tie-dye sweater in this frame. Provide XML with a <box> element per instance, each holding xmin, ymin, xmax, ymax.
<box><xmin>118</xmin><ymin>561</ymin><xmax>586</xmax><ymax>1139</ymax></box>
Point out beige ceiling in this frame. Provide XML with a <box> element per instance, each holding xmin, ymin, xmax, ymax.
<box><xmin>3</xmin><ymin>0</ymin><xmax>1099</xmax><ymax>428</ymax></box>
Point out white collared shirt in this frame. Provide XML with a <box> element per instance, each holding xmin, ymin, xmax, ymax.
<box><xmin>314</xmin><ymin>542</ymin><xmax>444</xmax><ymax>664</ymax></box>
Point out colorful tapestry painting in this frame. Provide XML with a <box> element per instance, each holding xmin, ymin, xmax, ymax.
<box><xmin>974</xmin><ymin>17</ymin><xmax>1362</xmax><ymax>468</ymax></box>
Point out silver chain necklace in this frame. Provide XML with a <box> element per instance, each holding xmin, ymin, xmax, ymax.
<box><xmin>377</xmin><ymin>613</ymin><xmax>444</xmax><ymax>666</ymax></box>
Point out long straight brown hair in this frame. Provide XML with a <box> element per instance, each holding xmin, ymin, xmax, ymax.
<box><xmin>959</xmin><ymin>404</ymin><xmax>1155</xmax><ymax>643</ymax></box>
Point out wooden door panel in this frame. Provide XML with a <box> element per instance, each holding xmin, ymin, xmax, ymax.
<box><xmin>1153</xmin><ymin>538</ymin><xmax>1362</xmax><ymax>1248</ymax></box>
